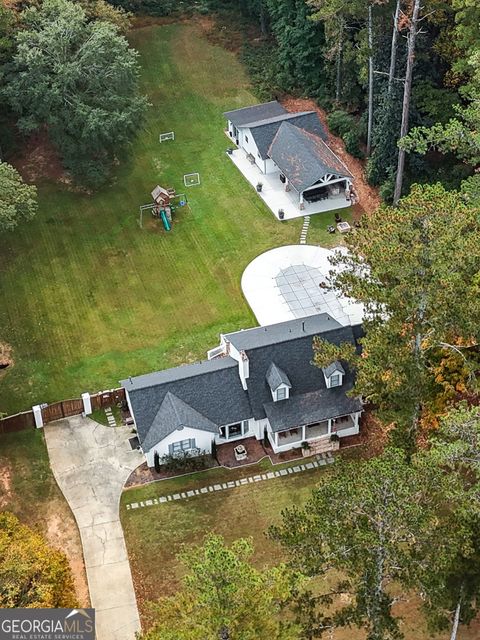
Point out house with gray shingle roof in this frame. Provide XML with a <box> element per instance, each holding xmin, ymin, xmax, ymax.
<box><xmin>224</xmin><ymin>101</ymin><xmax>355</xmax><ymax>215</ymax></box>
<box><xmin>121</xmin><ymin>313</ymin><xmax>363</xmax><ymax>467</ymax></box>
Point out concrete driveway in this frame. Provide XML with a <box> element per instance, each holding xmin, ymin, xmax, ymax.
<box><xmin>44</xmin><ymin>415</ymin><xmax>143</xmax><ymax>640</ymax></box>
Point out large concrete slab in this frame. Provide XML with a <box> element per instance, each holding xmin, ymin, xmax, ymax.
<box><xmin>241</xmin><ymin>244</ymin><xmax>365</xmax><ymax>326</ymax></box>
<box><xmin>44</xmin><ymin>415</ymin><xmax>144</xmax><ymax>640</ymax></box>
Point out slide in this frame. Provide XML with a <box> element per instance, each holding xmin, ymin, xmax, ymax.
<box><xmin>160</xmin><ymin>210</ymin><xmax>171</xmax><ymax>232</ymax></box>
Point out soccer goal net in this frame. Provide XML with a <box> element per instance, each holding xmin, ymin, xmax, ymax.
<box><xmin>159</xmin><ymin>131</ymin><xmax>175</xmax><ymax>142</ymax></box>
<box><xmin>184</xmin><ymin>173</ymin><xmax>201</xmax><ymax>187</ymax></box>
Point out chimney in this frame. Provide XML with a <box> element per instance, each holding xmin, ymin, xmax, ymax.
<box><xmin>238</xmin><ymin>350</ymin><xmax>250</xmax><ymax>391</ymax></box>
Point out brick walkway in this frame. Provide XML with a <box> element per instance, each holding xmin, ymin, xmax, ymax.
<box><xmin>125</xmin><ymin>452</ymin><xmax>334</xmax><ymax>511</ymax></box>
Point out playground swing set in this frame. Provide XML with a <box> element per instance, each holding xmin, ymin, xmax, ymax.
<box><xmin>138</xmin><ymin>131</ymin><xmax>201</xmax><ymax>230</ymax></box>
<box><xmin>139</xmin><ymin>185</ymin><xmax>187</xmax><ymax>230</ymax></box>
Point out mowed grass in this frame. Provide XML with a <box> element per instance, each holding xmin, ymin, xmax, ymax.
<box><xmin>120</xmin><ymin>462</ymin><xmax>333</xmax><ymax>627</ymax></box>
<box><xmin>121</xmin><ymin>462</ymin><xmax>480</xmax><ymax>639</ymax></box>
<box><xmin>0</xmin><ymin>22</ymin><xmax>302</xmax><ymax>414</ymax></box>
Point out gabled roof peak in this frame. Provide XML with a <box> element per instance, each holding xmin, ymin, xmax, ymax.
<box><xmin>266</xmin><ymin>362</ymin><xmax>291</xmax><ymax>391</ymax></box>
<box><xmin>322</xmin><ymin>360</ymin><xmax>346</xmax><ymax>377</ymax></box>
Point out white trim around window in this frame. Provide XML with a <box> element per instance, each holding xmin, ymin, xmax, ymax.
<box><xmin>169</xmin><ymin>438</ymin><xmax>196</xmax><ymax>454</ymax></box>
<box><xmin>219</xmin><ymin>420</ymin><xmax>250</xmax><ymax>440</ymax></box>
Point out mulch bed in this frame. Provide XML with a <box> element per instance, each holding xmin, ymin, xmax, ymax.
<box><xmin>124</xmin><ymin>458</ymin><xmax>219</xmax><ymax>488</ymax></box>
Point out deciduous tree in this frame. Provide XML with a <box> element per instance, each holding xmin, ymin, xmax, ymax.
<box><xmin>4</xmin><ymin>0</ymin><xmax>148</xmax><ymax>188</ymax></box>
<box><xmin>0</xmin><ymin>161</ymin><xmax>37</xmax><ymax>232</ymax></box>
<box><xmin>0</xmin><ymin>512</ymin><xmax>77</xmax><ymax>607</ymax></box>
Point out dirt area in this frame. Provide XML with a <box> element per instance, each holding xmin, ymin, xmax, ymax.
<box><xmin>12</xmin><ymin>130</ymin><xmax>67</xmax><ymax>184</ymax></box>
<box><xmin>0</xmin><ymin>464</ymin><xmax>13</xmax><ymax>509</ymax></box>
<box><xmin>46</xmin><ymin>504</ymin><xmax>90</xmax><ymax>607</ymax></box>
<box><xmin>282</xmin><ymin>97</ymin><xmax>381</xmax><ymax>218</ymax></box>
<box><xmin>0</xmin><ymin>342</ymin><xmax>13</xmax><ymax>374</ymax></box>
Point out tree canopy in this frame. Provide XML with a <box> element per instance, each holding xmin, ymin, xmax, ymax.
<box><xmin>3</xmin><ymin>0</ymin><xmax>148</xmax><ymax>187</ymax></box>
<box><xmin>140</xmin><ymin>533</ymin><xmax>302</xmax><ymax>640</ymax></box>
<box><xmin>0</xmin><ymin>512</ymin><xmax>77</xmax><ymax>607</ymax></box>
<box><xmin>315</xmin><ymin>183</ymin><xmax>480</xmax><ymax>446</ymax></box>
<box><xmin>0</xmin><ymin>161</ymin><xmax>37</xmax><ymax>232</ymax></box>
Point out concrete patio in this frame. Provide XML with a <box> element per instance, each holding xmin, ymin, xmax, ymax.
<box><xmin>227</xmin><ymin>148</ymin><xmax>351</xmax><ymax>220</ymax></box>
<box><xmin>241</xmin><ymin>244</ymin><xmax>365</xmax><ymax>326</ymax></box>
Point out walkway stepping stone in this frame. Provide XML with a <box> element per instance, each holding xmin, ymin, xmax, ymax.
<box><xmin>305</xmin><ymin>462</ymin><xmax>314</xmax><ymax>469</ymax></box>
<box><xmin>201</xmin><ymin>487</ymin><xmax>208</xmax><ymax>494</ymax></box>
<box><xmin>293</xmin><ymin>466</ymin><xmax>300</xmax><ymax>472</ymax></box>
<box><xmin>167</xmin><ymin>495</ymin><xmax>172</xmax><ymax>501</ymax></box>
<box><xmin>214</xmin><ymin>484</ymin><xmax>222</xmax><ymax>491</ymax></box>
<box><xmin>235</xmin><ymin>480</ymin><xmax>241</xmax><ymax>486</ymax></box>
<box><xmin>145</xmin><ymin>499</ymin><xmax>153</xmax><ymax>506</ymax></box>
<box><xmin>312</xmin><ymin>460</ymin><xmax>319</xmax><ymax>467</ymax></box>
<box><xmin>187</xmin><ymin>490</ymin><xmax>195</xmax><ymax>497</ymax></box>
<box><xmin>248</xmin><ymin>477</ymin><xmax>254</xmax><ymax>483</ymax></box>
<box><xmin>267</xmin><ymin>472</ymin><xmax>275</xmax><ymax>479</ymax></box>
<box><xmin>288</xmin><ymin>468</ymin><xmax>294</xmax><ymax>473</ymax></box>
<box><xmin>173</xmin><ymin>494</ymin><xmax>181</xmax><ymax>500</ymax></box>
<box><xmin>227</xmin><ymin>481</ymin><xmax>236</xmax><ymax>488</ymax></box>
<box><xmin>254</xmin><ymin>475</ymin><xmax>262</xmax><ymax>481</ymax></box>
<box><xmin>159</xmin><ymin>497</ymin><xmax>167</xmax><ymax>503</ymax></box>
<box><xmin>274</xmin><ymin>471</ymin><xmax>280</xmax><ymax>477</ymax></box>
<box><xmin>279</xmin><ymin>468</ymin><xmax>288</xmax><ymax>476</ymax></box>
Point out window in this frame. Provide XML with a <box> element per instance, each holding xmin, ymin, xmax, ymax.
<box><xmin>169</xmin><ymin>438</ymin><xmax>195</xmax><ymax>454</ymax></box>
<box><xmin>276</xmin><ymin>387</ymin><xmax>287</xmax><ymax>401</ymax></box>
<box><xmin>329</xmin><ymin>374</ymin><xmax>341</xmax><ymax>387</ymax></box>
<box><xmin>219</xmin><ymin>420</ymin><xmax>249</xmax><ymax>440</ymax></box>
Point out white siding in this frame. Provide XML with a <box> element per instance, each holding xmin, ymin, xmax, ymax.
<box><xmin>145</xmin><ymin>426</ymin><xmax>214</xmax><ymax>467</ymax></box>
<box><xmin>237</xmin><ymin>127</ymin><xmax>265</xmax><ymax>173</ymax></box>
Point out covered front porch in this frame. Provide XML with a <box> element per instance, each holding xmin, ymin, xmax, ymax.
<box><xmin>269</xmin><ymin>413</ymin><xmax>359</xmax><ymax>453</ymax></box>
<box><xmin>227</xmin><ymin>148</ymin><xmax>352</xmax><ymax>220</ymax></box>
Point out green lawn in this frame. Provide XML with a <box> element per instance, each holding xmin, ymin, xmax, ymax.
<box><xmin>121</xmin><ymin>459</ymin><xmax>480</xmax><ymax>639</ymax></box>
<box><xmin>121</xmin><ymin>461</ymin><xmax>334</xmax><ymax>627</ymax></box>
<box><xmin>0</xmin><ymin>22</ymin><xmax>304</xmax><ymax>414</ymax></box>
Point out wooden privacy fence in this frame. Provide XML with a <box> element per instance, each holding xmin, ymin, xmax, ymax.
<box><xmin>0</xmin><ymin>387</ymin><xmax>126</xmax><ymax>435</ymax></box>
<box><xmin>0</xmin><ymin>410</ymin><xmax>35</xmax><ymax>434</ymax></box>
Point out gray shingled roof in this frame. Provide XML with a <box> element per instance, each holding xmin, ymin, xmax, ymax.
<box><xmin>123</xmin><ymin>357</ymin><xmax>251</xmax><ymax>451</ymax></box>
<box><xmin>122</xmin><ymin>315</ymin><xmax>364</xmax><ymax>453</ymax></box>
<box><xmin>241</xmin><ymin>323</ymin><xmax>362</xmax><ymax>420</ymax></box>
<box><xmin>264</xmin><ymin>383</ymin><xmax>362</xmax><ymax>432</ymax></box>
<box><xmin>322</xmin><ymin>360</ymin><xmax>346</xmax><ymax>377</ymax></box>
<box><xmin>268</xmin><ymin>121</ymin><xmax>353</xmax><ymax>192</ymax></box>
<box><xmin>223</xmin><ymin>313</ymin><xmax>341</xmax><ymax>352</ymax></box>
<box><xmin>248</xmin><ymin>112</ymin><xmax>326</xmax><ymax>160</ymax></box>
<box><xmin>142</xmin><ymin>392</ymin><xmax>218</xmax><ymax>451</ymax></box>
<box><xmin>223</xmin><ymin>101</ymin><xmax>287</xmax><ymax>127</ymax></box>
<box><xmin>266</xmin><ymin>362</ymin><xmax>291</xmax><ymax>391</ymax></box>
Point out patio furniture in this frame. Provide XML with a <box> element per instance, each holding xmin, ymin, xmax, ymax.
<box><xmin>234</xmin><ymin>444</ymin><xmax>247</xmax><ymax>461</ymax></box>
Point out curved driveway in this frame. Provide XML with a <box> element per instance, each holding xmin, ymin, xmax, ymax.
<box><xmin>44</xmin><ymin>415</ymin><xmax>143</xmax><ymax>640</ymax></box>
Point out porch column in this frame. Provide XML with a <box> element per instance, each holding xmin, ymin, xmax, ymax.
<box><xmin>302</xmin><ymin>425</ymin><xmax>306</xmax><ymax>441</ymax></box>
<box><xmin>299</xmin><ymin>192</ymin><xmax>305</xmax><ymax>210</ymax></box>
<box><xmin>274</xmin><ymin>432</ymin><xmax>278</xmax><ymax>447</ymax></box>
<box><xmin>327</xmin><ymin>419</ymin><xmax>332</xmax><ymax>435</ymax></box>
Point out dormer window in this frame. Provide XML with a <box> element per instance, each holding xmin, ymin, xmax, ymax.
<box><xmin>266</xmin><ymin>362</ymin><xmax>292</xmax><ymax>402</ymax></box>
<box><xmin>330</xmin><ymin>374</ymin><xmax>341</xmax><ymax>387</ymax></box>
<box><xmin>322</xmin><ymin>361</ymin><xmax>345</xmax><ymax>389</ymax></box>
<box><xmin>276</xmin><ymin>386</ymin><xmax>287</xmax><ymax>401</ymax></box>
